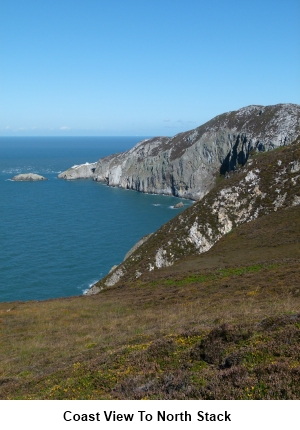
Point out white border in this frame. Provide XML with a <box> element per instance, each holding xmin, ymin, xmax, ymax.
<box><xmin>1</xmin><ymin>400</ymin><xmax>299</xmax><ymax>429</ymax></box>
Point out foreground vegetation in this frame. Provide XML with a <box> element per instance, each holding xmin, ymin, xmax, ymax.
<box><xmin>1</xmin><ymin>203</ymin><xmax>299</xmax><ymax>399</ymax></box>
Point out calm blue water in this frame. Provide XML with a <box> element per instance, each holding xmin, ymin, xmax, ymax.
<box><xmin>0</xmin><ymin>137</ymin><xmax>191</xmax><ymax>302</ymax></box>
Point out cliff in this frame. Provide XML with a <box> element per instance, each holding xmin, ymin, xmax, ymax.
<box><xmin>58</xmin><ymin>162</ymin><xmax>97</xmax><ymax>180</ymax></box>
<box><xmin>58</xmin><ymin>103</ymin><xmax>300</xmax><ymax>200</ymax></box>
<box><xmin>88</xmin><ymin>135</ymin><xmax>300</xmax><ymax>294</ymax></box>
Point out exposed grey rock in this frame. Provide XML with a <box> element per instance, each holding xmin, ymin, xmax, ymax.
<box><xmin>292</xmin><ymin>195</ymin><xmax>300</xmax><ymax>206</ymax></box>
<box><xmin>173</xmin><ymin>202</ymin><xmax>184</xmax><ymax>208</ymax></box>
<box><xmin>108</xmin><ymin>265</ymin><xmax>118</xmax><ymax>274</ymax></box>
<box><xmin>85</xmin><ymin>284</ymin><xmax>102</xmax><ymax>295</ymax></box>
<box><xmin>11</xmin><ymin>173</ymin><xmax>47</xmax><ymax>181</ymax></box>
<box><xmin>290</xmin><ymin>160</ymin><xmax>300</xmax><ymax>173</ymax></box>
<box><xmin>104</xmin><ymin>267</ymin><xmax>124</xmax><ymax>287</ymax></box>
<box><xmin>58</xmin><ymin>162</ymin><xmax>97</xmax><ymax>180</ymax></box>
<box><xmin>59</xmin><ymin>104</ymin><xmax>300</xmax><ymax>200</ymax></box>
<box><xmin>123</xmin><ymin>234</ymin><xmax>153</xmax><ymax>261</ymax></box>
<box><xmin>99</xmin><ymin>233</ymin><xmax>158</xmax><ymax>288</ymax></box>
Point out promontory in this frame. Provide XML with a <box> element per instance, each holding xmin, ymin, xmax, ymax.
<box><xmin>58</xmin><ymin>103</ymin><xmax>300</xmax><ymax>201</ymax></box>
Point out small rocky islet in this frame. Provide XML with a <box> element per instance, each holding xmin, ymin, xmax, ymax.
<box><xmin>173</xmin><ymin>201</ymin><xmax>184</xmax><ymax>208</ymax></box>
<box><xmin>11</xmin><ymin>173</ymin><xmax>48</xmax><ymax>181</ymax></box>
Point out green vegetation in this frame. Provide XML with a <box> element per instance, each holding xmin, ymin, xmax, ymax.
<box><xmin>146</xmin><ymin>264</ymin><xmax>277</xmax><ymax>288</ymax></box>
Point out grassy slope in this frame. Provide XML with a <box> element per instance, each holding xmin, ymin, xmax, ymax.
<box><xmin>93</xmin><ymin>137</ymin><xmax>300</xmax><ymax>291</ymax></box>
<box><xmin>1</xmin><ymin>202</ymin><xmax>299</xmax><ymax>399</ymax></box>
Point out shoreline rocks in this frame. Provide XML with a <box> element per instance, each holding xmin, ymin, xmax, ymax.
<box><xmin>173</xmin><ymin>202</ymin><xmax>184</xmax><ymax>208</ymax></box>
<box><xmin>57</xmin><ymin>162</ymin><xmax>97</xmax><ymax>180</ymax></box>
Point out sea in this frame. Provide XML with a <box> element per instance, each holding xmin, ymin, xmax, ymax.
<box><xmin>0</xmin><ymin>137</ymin><xmax>192</xmax><ymax>303</ymax></box>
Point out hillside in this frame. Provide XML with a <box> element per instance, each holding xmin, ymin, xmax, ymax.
<box><xmin>88</xmin><ymin>136</ymin><xmax>300</xmax><ymax>294</ymax></box>
<box><xmin>0</xmin><ymin>205</ymin><xmax>299</xmax><ymax>399</ymax></box>
<box><xmin>58</xmin><ymin>103</ymin><xmax>300</xmax><ymax>200</ymax></box>
<box><xmin>0</xmin><ymin>136</ymin><xmax>299</xmax><ymax>400</ymax></box>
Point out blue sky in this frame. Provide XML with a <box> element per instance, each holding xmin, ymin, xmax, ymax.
<box><xmin>1</xmin><ymin>0</ymin><xmax>299</xmax><ymax>136</ymax></box>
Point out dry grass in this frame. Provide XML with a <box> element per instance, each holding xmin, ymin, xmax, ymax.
<box><xmin>1</xmin><ymin>203</ymin><xmax>300</xmax><ymax>399</ymax></box>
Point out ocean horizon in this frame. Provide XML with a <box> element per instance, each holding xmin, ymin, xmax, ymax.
<box><xmin>0</xmin><ymin>136</ymin><xmax>192</xmax><ymax>303</ymax></box>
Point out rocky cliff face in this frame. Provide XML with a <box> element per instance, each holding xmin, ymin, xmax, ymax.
<box><xmin>87</xmin><ymin>136</ymin><xmax>300</xmax><ymax>294</ymax></box>
<box><xmin>58</xmin><ymin>162</ymin><xmax>97</xmax><ymax>180</ymax></box>
<box><xmin>59</xmin><ymin>104</ymin><xmax>300</xmax><ymax>200</ymax></box>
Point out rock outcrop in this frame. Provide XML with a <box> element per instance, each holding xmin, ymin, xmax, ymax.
<box><xmin>123</xmin><ymin>234</ymin><xmax>153</xmax><ymax>261</ymax></box>
<box><xmin>11</xmin><ymin>173</ymin><xmax>48</xmax><ymax>181</ymax></box>
<box><xmin>58</xmin><ymin>162</ymin><xmax>97</xmax><ymax>180</ymax></box>
<box><xmin>173</xmin><ymin>202</ymin><xmax>184</xmax><ymax>208</ymax></box>
<box><xmin>87</xmin><ymin>136</ymin><xmax>300</xmax><ymax>294</ymax></box>
<box><xmin>59</xmin><ymin>104</ymin><xmax>300</xmax><ymax>200</ymax></box>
